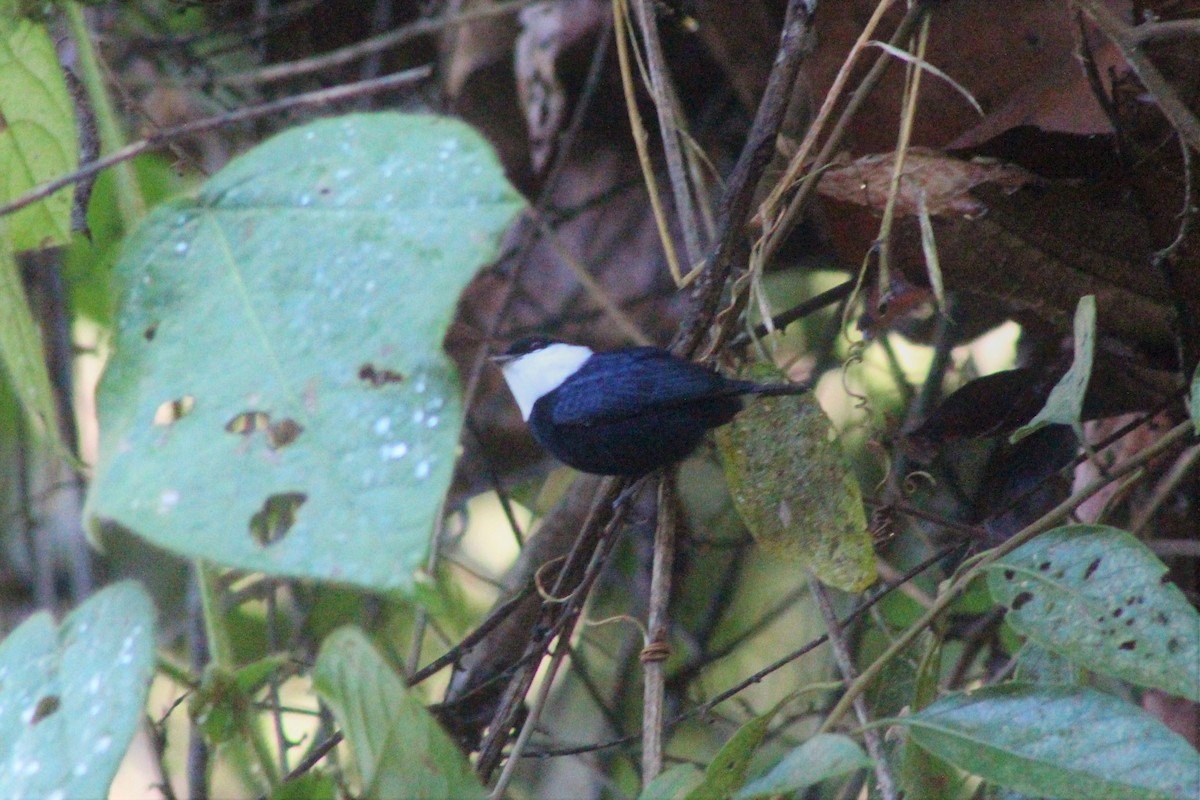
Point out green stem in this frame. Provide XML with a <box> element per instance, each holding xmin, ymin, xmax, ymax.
<box><xmin>196</xmin><ymin>561</ymin><xmax>234</xmax><ymax>669</ymax></box>
<box><xmin>195</xmin><ymin>561</ymin><xmax>282</xmax><ymax>789</ymax></box>
<box><xmin>61</xmin><ymin>2</ymin><xmax>145</xmax><ymax>227</ymax></box>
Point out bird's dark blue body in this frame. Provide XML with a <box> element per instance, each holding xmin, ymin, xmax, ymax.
<box><xmin>526</xmin><ymin>348</ymin><xmax>755</xmax><ymax>476</ymax></box>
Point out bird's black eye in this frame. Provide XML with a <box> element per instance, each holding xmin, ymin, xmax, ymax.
<box><xmin>504</xmin><ymin>335</ymin><xmax>555</xmax><ymax>357</ymax></box>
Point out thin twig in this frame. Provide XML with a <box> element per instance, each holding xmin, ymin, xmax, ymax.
<box><xmin>809</xmin><ymin>576</ymin><xmax>898</xmax><ymax>800</ymax></box>
<box><xmin>641</xmin><ymin>471</ymin><xmax>677</xmax><ymax>782</ymax></box>
<box><xmin>211</xmin><ymin>0</ymin><xmax>537</xmax><ymax>86</ymax></box>
<box><xmin>0</xmin><ymin>66</ymin><xmax>433</xmax><ymax>222</ymax></box>
<box><xmin>408</xmin><ymin>582</ymin><xmax>538</xmax><ymax>686</ymax></box>
<box><xmin>612</xmin><ymin>0</ymin><xmax>684</xmax><ymax>283</ymax></box>
<box><xmin>876</xmin><ymin>13</ymin><xmax>930</xmax><ymax>307</ymax></box>
<box><xmin>630</xmin><ymin>0</ymin><xmax>704</xmax><ymax>268</ymax></box>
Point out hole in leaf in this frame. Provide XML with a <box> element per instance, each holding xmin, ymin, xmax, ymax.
<box><xmin>1038</xmin><ymin>561</ymin><xmax>1052</xmax><ymax>571</ymax></box>
<box><xmin>225</xmin><ymin>410</ymin><xmax>271</xmax><ymax>435</ymax></box>
<box><xmin>359</xmin><ymin>363</ymin><xmax>405</xmax><ymax>387</ymax></box>
<box><xmin>1125</xmin><ymin>618</ymin><xmax>1135</xmax><ymax>626</ymax></box>
<box><xmin>143</xmin><ymin>322</ymin><xmax>159</xmax><ymax>341</ymax></box>
<box><xmin>1113</xmin><ymin>608</ymin><xmax>1123</xmax><ymax>618</ymax></box>
<box><xmin>268</xmin><ymin>418</ymin><xmax>304</xmax><ymax>449</ymax></box>
<box><xmin>1003</xmin><ymin>569</ymin><xmax>1015</xmax><ymax>581</ymax></box>
<box><xmin>1118</xmin><ymin>640</ymin><xmax>1137</xmax><ymax>651</ymax></box>
<box><xmin>1167</xmin><ymin>637</ymin><xmax>1180</xmax><ymax>654</ymax></box>
<box><xmin>249</xmin><ymin>492</ymin><xmax>307</xmax><ymax>547</ymax></box>
<box><xmin>1160</xmin><ymin>574</ymin><xmax>1171</xmax><ymax>584</ymax></box>
<box><xmin>1011</xmin><ymin>591</ymin><xmax>1034</xmax><ymax>610</ymax></box>
<box><xmin>1082</xmin><ymin>558</ymin><xmax>1101</xmax><ymax>580</ymax></box>
<box><xmin>31</xmin><ymin>694</ymin><xmax>60</xmax><ymax>724</ymax></box>
<box><xmin>153</xmin><ymin>396</ymin><xmax>195</xmax><ymax>426</ymax></box>
<box><xmin>1154</xmin><ymin>612</ymin><xmax>1169</xmax><ymax>625</ymax></box>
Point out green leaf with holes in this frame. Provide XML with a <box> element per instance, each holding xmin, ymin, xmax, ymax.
<box><xmin>0</xmin><ymin>581</ymin><xmax>155</xmax><ymax>800</ymax></box>
<box><xmin>715</xmin><ymin>365</ymin><xmax>876</xmax><ymax>592</ymax></box>
<box><xmin>0</xmin><ymin>11</ymin><xmax>78</xmax><ymax>251</ymax></box>
<box><xmin>894</xmin><ymin>684</ymin><xmax>1200</xmax><ymax>800</ymax></box>
<box><xmin>85</xmin><ymin>113</ymin><xmax>525</xmax><ymax>591</ymax></box>
<box><xmin>313</xmin><ymin>626</ymin><xmax>485</xmax><ymax>800</ymax></box>
<box><xmin>986</xmin><ymin>524</ymin><xmax>1200</xmax><ymax>701</ymax></box>
<box><xmin>1011</xmin><ymin>295</ymin><xmax>1094</xmax><ymax>442</ymax></box>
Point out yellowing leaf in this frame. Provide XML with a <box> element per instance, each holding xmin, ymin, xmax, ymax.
<box><xmin>716</xmin><ymin>366</ymin><xmax>875</xmax><ymax>591</ymax></box>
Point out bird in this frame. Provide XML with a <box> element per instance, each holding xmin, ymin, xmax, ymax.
<box><xmin>492</xmin><ymin>335</ymin><xmax>808</xmax><ymax>476</ymax></box>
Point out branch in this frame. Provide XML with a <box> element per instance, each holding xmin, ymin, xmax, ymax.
<box><xmin>641</xmin><ymin>472</ymin><xmax>677</xmax><ymax>782</ymax></box>
<box><xmin>0</xmin><ymin>66</ymin><xmax>432</xmax><ymax>222</ymax></box>
<box><xmin>673</xmin><ymin>0</ymin><xmax>814</xmax><ymax>358</ymax></box>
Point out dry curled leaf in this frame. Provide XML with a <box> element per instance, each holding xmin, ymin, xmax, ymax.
<box><xmin>817</xmin><ymin>148</ymin><xmax>1039</xmax><ymax>218</ymax></box>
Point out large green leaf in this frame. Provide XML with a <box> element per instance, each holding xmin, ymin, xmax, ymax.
<box><xmin>313</xmin><ymin>626</ymin><xmax>485</xmax><ymax>800</ymax></box>
<box><xmin>85</xmin><ymin>113</ymin><xmax>525</xmax><ymax>591</ymax></box>
<box><xmin>1011</xmin><ymin>295</ymin><xmax>1094</xmax><ymax>442</ymax></box>
<box><xmin>896</xmin><ymin>684</ymin><xmax>1200</xmax><ymax>800</ymax></box>
<box><xmin>987</xmin><ymin>524</ymin><xmax>1200</xmax><ymax>701</ymax></box>
<box><xmin>0</xmin><ymin>10</ymin><xmax>77</xmax><ymax>251</ymax></box>
<box><xmin>716</xmin><ymin>366</ymin><xmax>875</xmax><ymax>591</ymax></box>
<box><xmin>0</xmin><ymin>581</ymin><xmax>156</xmax><ymax>800</ymax></box>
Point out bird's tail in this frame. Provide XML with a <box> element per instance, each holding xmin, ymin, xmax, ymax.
<box><xmin>737</xmin><ymin>380</ymin><xmax>811</xmax><ymax>397</ymax></box>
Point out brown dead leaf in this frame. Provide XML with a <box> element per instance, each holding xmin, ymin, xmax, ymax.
<box><xmin>816</xmin><ymin>148</ymin><xmax>1039</xmax><ymax>217</ymax></box>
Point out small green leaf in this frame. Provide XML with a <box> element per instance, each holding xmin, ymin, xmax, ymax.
<box><xmin>1011</xmin><ymin>295</ymin><xmax>1094</xmax><ymax>442</ymax></box>
<box><xmin>313</xmin><ymin>626</ymin><xmax>485</xmax><ymax>800</ymax></box>
<box><xmin>0</xmin><ymin>13</ymin><xmax>78</xmax><ymax>251</ymax></box>
<box><xmin>0</xmin><ymin>581</ymin><xmax>156</xmax><ymax>800</ymax></box>
<box><xmin>271</xmin><ymin>772</ymin><xmax>335</xmax><ymax>800</ymax></box>
<box><xmin>735</xmin><ymin>733</ymin><xmax>870</xmax><ymax>799</ymax></box>
<box><xmin>716</xmin><ymin>366</ymin><xmax>875</xmax><ymax>591</ymax></box>
<box><xmin>684</xmin><ymin>699</ymin><xmax>784</xmax><ymax>800</ymax></box>
<box><xmin>85</xmin><ymin>113</ymin><xmax>526</xmax><ymax>591</ymax></box>
<box><xmin>639</xmin><ymin>764</ymin><xmax>703</xmax><ymax>800</ymax></box>
<box><xmin>0</xmin><ymin>233</ymin><xmax>64</xmax><ymax>451</ymax></box>
<box><xmin>986</xmin><ymin>524</ymin><xmax>1200</xmax><ymax>701</ymax></box>
<box><xmin>895</xmin><ymin>684</ymin><xmax>1200</xmax><ymax>800</ymax></box>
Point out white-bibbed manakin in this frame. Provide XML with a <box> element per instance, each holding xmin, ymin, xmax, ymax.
<box><xmin>493</xmin><ymin>336</ymin><xmax>808</xmax><ymax>477</ymax></box>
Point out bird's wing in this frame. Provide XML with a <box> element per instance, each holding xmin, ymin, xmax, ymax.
<box><xmin>548</xmin><ymin>348</ymin><xmax>743</xmax><ymax>425</ymax></box>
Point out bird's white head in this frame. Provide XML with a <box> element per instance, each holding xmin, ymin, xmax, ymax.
<box><xmin>493</xmin><ymin>336</ymin><xmax>593</xmax><ymax>420</ymax></box>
